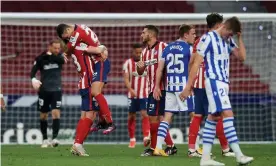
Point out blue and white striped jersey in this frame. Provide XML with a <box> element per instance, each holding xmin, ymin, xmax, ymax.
<box><xmin>196</xmin><ymin>31</ymin><xmax>237</xmax><ymax>83</ymax></box>
<box><xmin>162</xmin><ymin>40</ymin><xmax>192</xmax><ymax>92</ymax></box>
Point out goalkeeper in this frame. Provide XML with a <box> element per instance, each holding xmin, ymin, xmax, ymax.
<box><xmin>30</xmin><ymin>39</ymin><xmax>65</xmax><ymax>148</ymax></box>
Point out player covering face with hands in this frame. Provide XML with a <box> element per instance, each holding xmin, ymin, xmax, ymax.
<box><xmin>181</xmin><ymin>17</ymin><xmax>253</xmax><ymax>166</ymax></box>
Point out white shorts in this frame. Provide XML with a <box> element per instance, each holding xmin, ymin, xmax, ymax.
<box><xmin>165</xmin><ymin>92</ymin><xmax>194</xmax><ymax>113</ymax></box>
<box><xmin>205</xmin><ymin>79</ymin><xmax>232</xmax><ymax>114</ymax></box>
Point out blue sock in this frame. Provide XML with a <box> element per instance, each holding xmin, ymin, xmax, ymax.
<box><xmin>156</xmin><ymin>121</ymin><xmax>169</xmax><ymax>149</ymax></box>
<box><xmin>202</xmin><ymin>120</ymin><xmax>217</xmax><ymax>160</ymax></box>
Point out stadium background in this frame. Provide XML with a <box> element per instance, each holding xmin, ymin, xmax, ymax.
<box><xmin>1</xmin><ymin>1</ymin><xmax>276</xmax><ymax>145</ymax></box>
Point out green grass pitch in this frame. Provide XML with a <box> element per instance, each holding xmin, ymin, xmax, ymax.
<box><xmin>2</xmin><ymin>144</ymin><xmax>276</xmax><ymax>166</ymax></box>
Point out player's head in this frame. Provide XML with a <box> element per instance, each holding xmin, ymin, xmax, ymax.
<box><xmin>132</xmin><ymin>43</ymin><xmax>143</xmax><ymax>61</ymax></box>
<box><xmin>179</xmin><ymin>24</ymin><xmax>196</xmax><ymax>45</ymax></box>
<box><xmin>48</xmin><ymin>39</ymin><xmax>61</xmax><ymax>55</ymax></box>
<box><xmin>56</xmin><ymin>24</ymin><xmax>73</xmax><ymax>41</ymax></box>
<box><xmin>220</xmin><ymin>17</ymin><xmax>241</xmax><ymax>38</ymax></box>
<box><xmin>141</xmin><ymin>25</ymin><xmax>159</xmax><ymax>44</ymax></box>
<box><xmin>206</xmin><ymin>12</ymin><xmax>223</xmax><ymax>30</ymax></box>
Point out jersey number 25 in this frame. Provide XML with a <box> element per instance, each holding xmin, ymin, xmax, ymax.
<box><xmin>166</xmin><ymin>53</ymin><xmax>184</xmax><ymax>73</ymax></box>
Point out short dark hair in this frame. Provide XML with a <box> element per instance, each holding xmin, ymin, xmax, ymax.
<box><xmin>132</xmin><ymin>43</ymin><xmax>143</xmax><ymax>49</ymax></box>
<box><xmin>144</xmin><ymin>25</ymin><xmax>159</xmax><ymax>36</ymax></box>
<box><xmin>56</xmin><ymin>24</ymin><xmax>70</xmax><ymax>38</ymax></box>
<box><xmin>179</xmin><ymin>24</ymin><xmax>194</xmax><ymax>38</ymax></box>
<box><xmin>206</xmin><ymin>12</ymin><xmax>223</xmax><ymax>29</ymax></box>
<box><xmin>224</xmin><ymin>16</ymin><xmax>241</xmax><ymax>34</ymax></box>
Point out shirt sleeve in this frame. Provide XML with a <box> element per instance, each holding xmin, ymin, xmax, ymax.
<box><xmin>196</xmin><ymin>35</ymin><xmax>212</xmax><ymax>58</ymax></box>
<box><xmin>228</xmin><ymin>37</ymin><xmax>238</xmax><ymax>52</ymax></box>
<box><xmin>30</xmin><ymin>56</ymin><xmax>40</xmax><ymax>79</ymax></box>
<box><xmin>122</xmin><ymin>60</ymin><xmax>128</xmax><ymax>73</ymax></box>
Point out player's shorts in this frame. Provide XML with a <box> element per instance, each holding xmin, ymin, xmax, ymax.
<box><xmin>79</xmin><ymin>87</ymin><xmax>100</xmax><ymax>112</ymax></box>
<box><xmin>92</xmin><ymin>59</ymin><xmax>110</xmax><ymax>83</ymax></box>
<box><xmin>205</xmin><ymin>79</ymin><xmax>232</xmax><ymax>114</ymax></box>
<box><xmin>164</xmin><ymin>91</ymin><xmax>194</xmax><ymax>113</ymax></box>
<box><xmin>194</xmin><ymin>88</ymin><xmax>209</xmax><ymax>116</ymax></box>
<box><xmin>37</xmin><ymin>90</ymin><xmax>62</xmax><ymax>113</ymax></box>
<box><xmin>128</xmin><ymin>98</ymin><xmax>147</xmax><ymax>113</ymax></box>
<box><xmin>147</xmin><ymin>91</ymin><xmax>166</xmax><ymax>116</ymax></box>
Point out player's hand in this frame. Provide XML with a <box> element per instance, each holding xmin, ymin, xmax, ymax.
<box><xmin>153</xmin><ymin>87</ymin><xmax>162</xmax><ymax>101</ymax></box>
<box><xmin>129</xmin><ymin>89</ymin><xmax>137</xmax><ymax>98</ymax></box>
<box><xmin>99</xmin><ymin>49</ymin><xmax>108</xmax><ymax>62</ymax></box>
<box><xmin>31</xmin><ymin>78</ymin><xmax>42</xmax><ymax>90</ymax></box>
<box><xmin>63</xmin><ymin>53</ymin><xmax>69</xmax><ymax>63</ymax></box>
<box><xmin>136</xmin><ymin>61</ymin><xmax>145</xmax><ymax>69</ymax></box>
<box><xmin>1</xmin><ymin>98</ymin><xmax>6</xmax><ymax>112</ymax></box>
<box><xmin>179</xmin><ymin>86</ymin><xmax>192</xmax><ymax>101</ymax></box>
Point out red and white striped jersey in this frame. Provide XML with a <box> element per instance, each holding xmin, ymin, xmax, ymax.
<box><xmin>71</xmin><ymin>43</ymin><xmax>95</xmax><ymax>89</ymax></box>
<box><xmin>141</xmin><ymin>41</ymin><xmax>167</xmax><ymax>93</ymax></box>
<box><xmin>193</xmin><ymin>35</ymin><xmax>206</xmax><ymax>89</ymax></box>
<box><xmin>123</xmin><ymin>58</ymin><xmax>149</xmax><ymax>99</ymax></box>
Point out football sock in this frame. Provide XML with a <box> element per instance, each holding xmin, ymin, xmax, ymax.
<box><xmin>52</xmin><ymin>119</ymin><xmax>60</xmax><ymax>139</ymax></box>
<box><xmin>150</xmin><ymin>122</ymin><xmax>159</xmax><ymax>149</ymax></box>
<box><xmin>74</xmin><ymin>119</ymin><xmax>84</xmax><ymax>144</ymax></box>
<box><xmin>128</xmin><ymin>118</ymin><xmax>136</xmax><ymax>139</ymax></box>
<box><xmin>223</xmin><ymin>117</ymin><xmax>243</xmax><ymax>158</ymax></box>
<box><xmin>79</xmin><ymin>118</ymin><xmax>93</xmax><ymax>144</ymax></box>
<box><xmin>95</xmin><ymin>94</ymin><xmax>113</xmax><ymax>123</ymax></box>
<box><xmin>164</xmin><ymin>130</ymin><xmax>174</xmax><ymax>147</ymax></box>
<box><xmin>202</xmin><ymin>120</ymin><xmax>217</xmax><ymax>160</ymax></box>
<box><xmin>142</xmin><ymin>116</ymin><xmax>150</xmax><ymax>138</ymax></box>
<box><xmin>216</xmin><ymin>118</ymin><xmax>228</xmax><ymax>150</ymax></box>
<box><xmin>188</xmin><ymin>116</ymin><xmax>202</xmax><ymax>150</ymax></box>
<box><xmin>157</xmin><ymin>121</ymin><xmax>169</xmax><ymax>149</ymax></box>
<box><xmin>40</xmin><ymin>120</ymin><xmax>48</xmax><ymax>140</ymax></box>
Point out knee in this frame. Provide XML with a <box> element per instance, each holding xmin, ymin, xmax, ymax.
<box><xmin>128</xmin><ymin>112</ymin><xmax>136</xmax><ymax>120</ymax></box>
<box><xmin>149</xmin><ymin>116</ymin><xmax>159</xmax><ymax>123</ymax></box>
<box><xmin>86</xmin><ymin>111</ymin><xmax>96</xmax><ymax>120</ymax></box>
<box><xmin>140</xmin><ymin>111</ymin><xmax>148</xmax><ymax>118</ymax></box>
<box><xmin>52</xmin><ymin>109</ymin><xmax>60</xmax><ymax>119</ymax></box>
<box><xmin>40</xmin><ymin>113</ymin><xmax>48</xmax><ymax>120</ymax></box>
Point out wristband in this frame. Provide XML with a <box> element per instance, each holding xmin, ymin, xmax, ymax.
<box><xmin>0</xmin><ymin>94</ymin><xmax>3</xmax><ymax>98</ymax></box>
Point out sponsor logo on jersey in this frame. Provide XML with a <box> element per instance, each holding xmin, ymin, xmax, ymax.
<box><xmin>144</xmin><ymin>59</ymin><xmax>158</xmax><ymax>66</ymax></box>
<box><xmin>43</xmin><ymin>63</ymin><xmax>59</xmax><ymax>70</ymax></box>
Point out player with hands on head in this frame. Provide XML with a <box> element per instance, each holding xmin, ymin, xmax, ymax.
<box><xmin>181</xmin><ymin>17</ymin><xmax>253</xmax><ymax>166</ymax></box>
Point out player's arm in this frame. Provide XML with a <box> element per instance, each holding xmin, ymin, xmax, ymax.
<box><xmin>180</xmin><ymin>36</ymin><xmax>210</xmax><ymax>101</ymax></box>
<box><xmin>153</xmin><ymin>59</ymin><xmax>165</xmax><ymax>100</ymax></box>
<box><xmin>123</xmin><ymin>62</ymin><xmax>136</xmax><ymax>97</ymax></box>
<box><xmin>30</xmin><ymin>56</ymin><xmax>42</xmax><ymax>90</ymax></box>
<box><xmin>231</xmin><ymin>33</ymin><xmax>246</xmax><ymax>62</ymax></box>
<box><xmin>0</xmin><ymin>86</ymin><xmax>6</xmax><ymax>112</ymax></box>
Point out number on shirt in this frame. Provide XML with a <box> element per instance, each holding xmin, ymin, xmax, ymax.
<box><xmin>80</xmin><ymin>25</ymin><xmax>99</xmax><ymax>43</ymax></box>
<box><xmin>166</xmin><ymin>53</ymin><xmax>184</xmax><ymax>73</ymax></box>
<box><xmin>71</xmin><ymin>54</ymin><xmax>81</xmax><ymax>72</ymax></box>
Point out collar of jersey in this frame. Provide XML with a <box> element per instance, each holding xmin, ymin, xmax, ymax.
<box><xmin>147</xmin><ymin>41</ymin><xmax>159</xmax><ymax>50</ymax></box>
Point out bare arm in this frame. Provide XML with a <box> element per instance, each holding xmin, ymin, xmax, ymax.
<box><xmin>0</xmin><ymin>86</ymin><xmax>6</xmax><ymax>112</ymax></box>
<box><xmin>124</xmin><ymin>72</ymin><xmax>132</xmax><ymax>91</ymax></box>
<box><xmin>85</xmin><ymin>45</ymin><xmax>106</xmax><ymax>54</ymax></box>
<box><xmin>232</xmin><ymin>34</ymin><xmax>246</xmax><ymax>62</ymax></box>
<box><xmin>188</xmin><ymin>53</ymin><xmax>196</xmax><ymax>73</ymax></box>
<box><xmin>136</xmin><ymin>61</ymin><xmax>146</xmax><ymax>75</ymax></box>
<box><xmin>155</xmin><ymin>60</ymin><xmax>165</xmax><ymax>89</ymax></box>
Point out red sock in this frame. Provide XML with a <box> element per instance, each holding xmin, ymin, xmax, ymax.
<box><xmin>95</xmin><ymin>94</ymin><xmax>113</xmax><ymax>123</ymax></box>
<box><xmin>164</xmin><ymin>131</ymin><xmax>174</xmax><ymax>147</ymax></box>
<box><xmin>188</xmin><ymin>116</ymin><xmax>202</xmax><ymax>149</ymax></box>
<box><xmin>150</xmin><ymin>122</ymin><xmax>159</xmax><ymax>149</ymax></box>
<box><xmin>142</xmin><ymin>116</ymin><xmax>150</xmax><ymax>138</ymax></box>
<box><xmin>128</xmin><ymin>118</ymin><xmax>136</xmax><ymax>139</ymax></box>
<box><xmin>74</xmin><ymin>119</ymin><xmax>84</xmax><ymax>144</ymax></box>
<box><xmin>216</xmin><ymin>118</ymin><xmax>228</xmax><ymax>150</ymax></box>
<box><xmin>77</xmin><ymin>118</ymin><xmax>93</xmax><ymax>144</ymax></box>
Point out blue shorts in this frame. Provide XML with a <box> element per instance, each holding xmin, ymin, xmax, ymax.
<box><xmin>128</xmin><ymin>98</ymin><xmax>147</xmax><ymax>112</ymax></box>
<box><xmin>92</xmin><ymin>59</ymin><xmax>110</xmax><ymax>83</ymax></box>
<box><xmin>194</xmin><ymin>88</ymin><xmax>209</xmax><ymax>116</ymax></box>
<box><xmin>147</xmin><ymin>91</ymin><xmax>165</xmax><ymax>116</ymax></box>
<box><xmin>79</xmin><ymin>88</ymin><xmax>100</xmax><ymax>112</ymax></box>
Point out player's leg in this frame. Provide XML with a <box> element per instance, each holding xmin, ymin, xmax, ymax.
<box><xmin>128</xmin><ymin>98</ymin><xmax>137</xmax><ymax>148</ymax></box>
<box><xmin>158</xmin><ymin>91</ymin><xmax>176</xmax><ymax>155</ymax></box>
<box><xmin>90</xmin><ymin>99</ymin><xmax>108</xmax><ymax>132</ymax></box>
<box><xmin>188</xmin><ymin>89</ymin><xmax>204</xmax><ymax>157</ymax></box>
<box><xmin>139</xmin><ymin>98</ymin><xmax>150</xmax><ymax>146</ymax></box>
<box><xmin>91</xmin><ymin>60</ymin><xmax>115</xmax><ymax>134</ymax></box>
<box><xmin>71</xmin><ymin>88</ymin><xmax>97</xmax><ymax>156</ymax></box>
<box><xmin>154</xmin><ymin>92</ymin><xmax>178</xmax><ymax>157</ymax></box>
<box><xmin>38</xmin><ymin>91</ymin><xmax>51</xmax><ymax>148</ymax></box>
<box><xmin>50</xmin><ymin>91</ymin><xmax>62</xmax><ymax>147</ymax></box>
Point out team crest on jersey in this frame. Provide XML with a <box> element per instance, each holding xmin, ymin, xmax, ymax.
<box><xmin>154</xmin><ymin>50</ymin><xmax>158</xmax><ymax>55</ymax></box>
